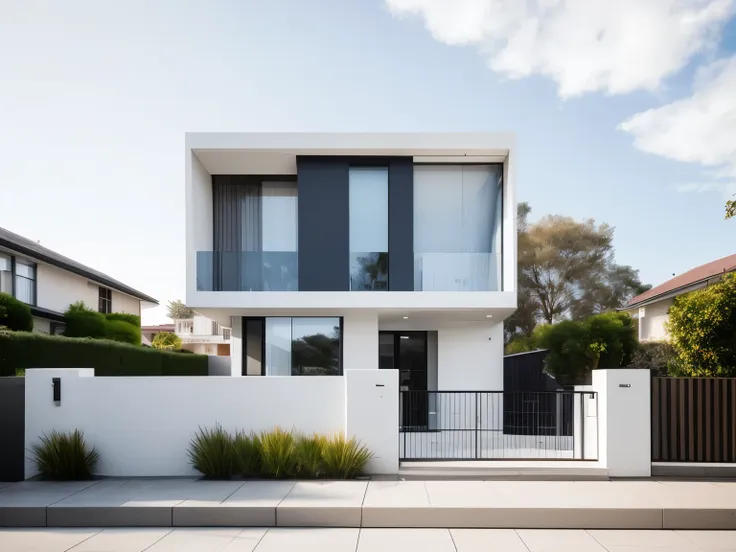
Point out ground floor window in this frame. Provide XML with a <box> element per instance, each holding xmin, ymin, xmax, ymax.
<box><xmin>244</xmin><ymin>316</ymin><xmax>342</xmax><ymax>376</ymax></box>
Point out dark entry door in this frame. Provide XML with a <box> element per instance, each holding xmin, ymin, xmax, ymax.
<box><xmin>379</xmin><ymin>331</ymin><xmax>428</xmax><ymax>428</ymax></box>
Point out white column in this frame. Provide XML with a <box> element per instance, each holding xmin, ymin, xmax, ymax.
<box><xmin>342</xmin><ymin>312</ymin><xmax>379</xmax><ymax>370</ymax></box>
<box><xmin>229</xmin><ymin>316</ymin><xmax>242</xmax><ymax>377</ymax></box>
<box><xmin>593</xmin><ymin>368</ymin><xmax>651</xmax><ymax>477</ymax></box>
<box><xmin>344</xmin><ymin>369</ymin><xmax>399</xmax><ymax>474</ymax></box>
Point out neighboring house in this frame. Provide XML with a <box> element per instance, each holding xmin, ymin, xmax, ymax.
<box><xmin>173</xmin><ymin>314</ymin><xmax>231</xmax><ymax>356</ymax></box>
<box><xmin>185</xmin><ymin>133</ymin><xmax>516</xmax><ymax>393</ymax></box>
<box><xmin>0</xmin><ymin>226</ymin><xmax>158</xmax><ymax>333</ymax></box>
<box><xmin>625</xmin><ymin>253</ymin><xmax>736</xmax><ymax>342</ymax></box>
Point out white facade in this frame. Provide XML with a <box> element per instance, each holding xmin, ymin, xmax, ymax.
<box><xmin>174</xmin><ymin>313</ymin><xmax>231</xmax><ymax>356</ymax></box>
<box><xmin>634</xmin><ymin>298</ymin><xmax>673</xmax><ymax>342</ymax></box>
<box><xmin>184</xmin><ymin>133</ymin><xmax>517</xmax><ymax>389</ymax></box>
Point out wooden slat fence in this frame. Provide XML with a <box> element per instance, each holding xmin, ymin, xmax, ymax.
<box><xmin>652</xmin><ymin>377</ymin><xmax>736</xmax><ymax>463</ymax></box>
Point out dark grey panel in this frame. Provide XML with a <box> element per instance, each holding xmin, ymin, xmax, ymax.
<box><xmin>388</xmin><ymin>158</ymin><xmax>414</xmax><ymax>291</ymax></box>
<box><xmin>0</xmin><ymin>378</ymin><xmax>25</xmax><ymax>482</ymax></box>
<box><xmin>297</xmin><ymin>158</ymin><xmax>350</xmax><ymax>291</ymax></box>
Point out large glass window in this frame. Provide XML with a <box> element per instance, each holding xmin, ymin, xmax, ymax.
<box><xmin>14</xmin><ymin>260</ymin><xmax>35</xmax><ymax>305</ymax></box>
<box><xmin>349</xmin><ymin>168</ymin><xmax>388</xmax><ymax>290</ymax></box>
<box><xmin>413</xmin><ymin>164</ymin><xmax>503</xmax><ymax>291</ymax></box>
<box><xmin>0</xmin><ymin>254</ymin><xmax>11</xmax><ymax>295</ymax></box>
<box><xmin>261</xmin><ymin>317</ymin><xmax>341</xmax><ymax>376</ymax></box>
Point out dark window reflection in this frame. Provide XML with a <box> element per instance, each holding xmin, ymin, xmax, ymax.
<box><xmin>350</xmin><ymin>252</ymin><xmax>388</xmax><ymax>290</ymax></box>
<box><xmin>291</xmin><ymin>317</ymin><xmax>341</xmax><ymax>375</ymax></box>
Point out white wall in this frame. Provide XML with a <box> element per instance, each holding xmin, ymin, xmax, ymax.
<box><xmin>111</xmin><ymin>290</ymin><xmax>141</xmax><ymax>316</ymax></box>
<box><xmin>573</xmin><ymin>385</ymin><xmax>599</xmax><ymax>461</ymax></box>
<box><xmin>638</xmin><ymin>298</ymin><xmax>672</xmax><ymax>342</ymax></box>
<box><xmin>229</xmin><ymin>316</ymin><xmax>242</xmax><ymax>377</ymax></box>
<box><xmin>35</xmin><ymin>263</ymin><xmax>97</xmax><ymax>313</ymax></box>
<box><xmin>25</xmin><ymin>369</ymin><xmax>346</xmax><ymax>478</ymax></box>
<box><xmin>342</xmin><ymin>312</ymin><xmax>379</xmax><ymax>370</ymax></box>
<box><xmin>344</xmin><ymin>369</ymin><xmax>398</xmax><ymax>474</ymax></box>
<box><xmin>186</xmin><ymin>152</ymin><xmax>213</xmax><ymax>302</ymax></box>
<box><xmin>32</xmin><ymin>316</ymin><xmax>51</xmax><ymax>334</ymax></box>
<box><xmin>437</xmin><ymin>322</ymin><xmax>503</xmax><ymax>391</ymax></box>
<box><xmin>593</xmin><ymin>368</ymin><xmax>651</xmax><ymax>477</ymax></box>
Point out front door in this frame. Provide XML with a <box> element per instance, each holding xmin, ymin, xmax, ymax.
<box><xmin>379</xmin><ymin>331</ymin><xmax>428</xmax><ymax>428</ymax></box>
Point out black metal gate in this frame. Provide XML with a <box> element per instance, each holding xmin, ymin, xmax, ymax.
<box><xmin>399</xmin><ymin>390</ymin><xmax>597</xmax><ymax>461</ymax></box>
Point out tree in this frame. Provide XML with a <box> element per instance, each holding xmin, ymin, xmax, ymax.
<box><xmin>628</xmin><ymin>341</ymin><xmax>676</xmax><ymax>376</ymax></box>
<box><xmin>152</xmin><ymin>331</ymin><xmax>182</xmax><ymax>351</ymax></box>
<box><xmin>727</xmin><ymin>198</ymin><xmax>735</xmax><ymax>220</ymax></box>
<box><xmin>167</xmin><ymin>300</ymin><xmax>194</xmax><ymax>320</ymax></box>
<box><xmin>666</xmin><ymin>273</ymin><xmax>736</xmax><ymax>376</ymax></box>
<box><xmin>0</xmin><ymin>292</ymin><xmax>33</xmax><ymax>332</ymax></box>
<box><xmin>505</xmin><ymin>203</ymin><xmax>648</xmax><ymax>342</ymax></box>
<box><xmin>535</xmin><ymin>312</ymin><xmax>637</xmax><ymax>385</ymax></box>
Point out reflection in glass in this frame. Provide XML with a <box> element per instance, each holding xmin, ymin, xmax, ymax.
<box><xmin>265</xmin><ymin>318</ymin><xmax>292</xmax><ymax>376</ymax></box>
<box><xmin>350</xmin><ymin>252</ymin><xmax>388</xmax><ymax>290</ymax></box>
<box><xmin>349</xmin><ymin>167</ymin><xmax>388</xmax><ymax>290</ymax></box>
<box><xmin>14</xmin><ymin>261</ymin><xmax>35</xmax><ymax>305</ymax></box>
<box><xmin>263</xmin><ymin>317</ymin><xmax>342</xmax><ymax>376</ymax></box>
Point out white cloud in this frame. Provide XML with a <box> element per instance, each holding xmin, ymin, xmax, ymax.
<box><xmin>384</xmin><ymin>0</ymin><xmax>734</xmax><ymax>98</ymax></box>
<box><xmin>620</xmin><ymin>56</ymin><xmax>736</xmax><ymax>198</ymax></box>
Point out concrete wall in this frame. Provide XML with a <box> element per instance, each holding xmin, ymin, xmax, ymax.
<box><xmin>638</xmin><ymin>298</ymin><xmax>672</xmax><ymax>342</ymax></box>
<box><xmin>186</xmin><ymin>152</ymin><xmax>213</xmax><ymax>302</ymax></box>
<box><xmin>32</xmin><ymin>316</ymin><xmax>51</xmax><ymax>334</ymax></box>
<box><xmin>25</xmin><ymin>369</ymin><xmax>347</xmax><ymax>478</ymax></box>
<box><xmin>437</xmin><ymin>323</ymin><xmax>503</xmax><ymax>391</ymax></box>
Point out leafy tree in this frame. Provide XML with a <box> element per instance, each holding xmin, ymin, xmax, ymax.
<box><xmin>152</xmin><ymin>331</ymin><xmax>182</xmax><ymax>351</ymax></box>
<box><xmin>666</xmin><ymin>273</ymin><xmax>736</xmax><ymax>376</ymax></box>
<box><xmin>505</xmin><ymin>203</ymin><xmax>648</xmax><ymax>342</ymax></box>
<box><xmin>0</xmin><ymin>292</ymin><xmax>34</xmax><ymax>332</ymax></box>
<box><xmin>628</xmin><ymin>341</ymin><xmax>677</xmax><ymax>376</ymax></box>
<box><xmin>534</xmin><ymin>312</ymin><xmax>637</xmax><ymax>385</ymax></box>
<box><xmin>727</xmin><ymin>198</ymin><xmax>735</xmax><ymax>220</ymax></box>
<box><xmin>167</xmin><ymin>299</ymin><xmax>194</xmax><ymax>320</ymax></box>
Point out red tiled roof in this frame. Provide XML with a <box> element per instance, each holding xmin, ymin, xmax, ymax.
<box><xmin>141</xmin><ymin>324</ymin><xmax>175</xmax><ymax>332</ymax></box>
<box><xmin>627</xmin><ymin>253</ymin><xmax>736</xmax><ymax>307</ymax></box>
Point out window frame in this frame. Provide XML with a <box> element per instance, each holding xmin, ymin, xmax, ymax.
<box><xmin>13</xmin><ymin>258</ymin><xmax>36</xmax><ymax>306</ymax></box>
<box><xmin>98</xmin><ymin>286</ymin><xmax>112</xmax><ymax>314</ymax></box>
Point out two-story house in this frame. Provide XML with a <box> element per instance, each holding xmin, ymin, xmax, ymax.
<box><xmin>173</xmin><ymin>314</ymin><xmax>231</xmax><ymax>356</ymax></box>
<box><xmin>0</xmin><ymin>226</ymin><xmax>157</xmax><ymax>333</ymax></box>
<box><xmin>185</xmin><ymin>133</ymin><xmax>516</xmax><ymax>395</ymax></box>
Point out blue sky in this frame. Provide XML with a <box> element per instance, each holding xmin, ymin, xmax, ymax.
<box><xmin>1</xmin><ymin>0</ymin><xmax>734</xmax><ymax>324</ymax></box>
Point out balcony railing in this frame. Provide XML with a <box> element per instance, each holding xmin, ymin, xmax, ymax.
<box><xmin>349</xmin><ymin>252</ymin><xmax>388</xmax><ymax>291</ymax></box>
<box><xmin>413</xmin><ymin>252</ymin><xmax>502</xmax><ymax>291</ymax></box>
<box><xmin>196</xmin><ymin>251</ymin><xmax>298</xmax><ymax>292</ymax></box>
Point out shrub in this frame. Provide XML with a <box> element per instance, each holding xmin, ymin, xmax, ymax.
<box><xmin>105</xmin><ymin>312</ymin><xmax>141</xmax><ymax>327</ymax></box>
<box><xmin>666</xmin><ymin>273</ymin><xmax>736</xmax><ymax>377</ymax></box>
<box><xmin>31</xmin><ymin>429</ymin><xmax>99</xmax><ymax>480</ymax></box>
<box><xmin>105</xmin><ymin>320</ymin><xmax>141</xmax><ymax>346</ymax></box>
<box><xmin>0</xmin><ymin>292</ymin><xmax>33</xmax><ymax>332</ymax></box>
<box><xmin>628</xmin><ymin>341</ymin><xmax>677</xmax><ymax>376</ymax></box>
<box><xmin>152</xmin><ymin>331</ymin><xmax>182</xmax><ymax>351</ymax></box>
<box><xmin>188</xmin><ymin>425</ymin><xmax>235</xmax><ymax>479</ymax></box>
<box><xmin>321</xmin><ymin>434</ymin><xmax>372</xmax><ymax>479</ymax></box>
<box><xmin>504</xmin><ymin>335</ymin><xmax>538</xmax><ymax>355</ymax></box>
<box><xmin>259</xmin><ymin>427</ymin><xmax>296</xmax><ymax>478</ymax></box>
<box><xmin>295</xmin><ymin>434</ymin><xmax>325</xmax><ymax>478</ymax></box>
<box><xmin>234</xmin><ymin>431</ymin><xmax>262</xmax><ymax>477</ymax></box>
<box><xmin>0</xmin><ymin>330</ymin><xmax>208</xmax><ymax>377</ymax></box>
<box><xmin>63</xmin><ymin>302</ymin><xmax>107</xmax><ymax>339</ymax></box>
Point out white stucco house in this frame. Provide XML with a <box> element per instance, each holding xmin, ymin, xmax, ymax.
<box><xmin>173</xmin><ymin>314</ymin><xmax>231</xmax><ymax>356</ymax></box>
<box><xmin>624</xmin><ymin>252</ymin><xmax>736</xmax><ymax>342</ymax></box>
<box><xmin>0</xmin><ymin>226</ymin><xmax>157</xmax><ymax>333</ymax></box>
<box><xmin>185</xmin><ymin>132</ymin><xmax>517</xmax><ymax>394</ymax></box>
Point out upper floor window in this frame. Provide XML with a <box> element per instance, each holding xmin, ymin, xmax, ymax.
<box><xmin>15</xmin><ymin>260</ymin><xmax>36</xmax><ymax>305</ymax></box>
<box><xmin>349</xmin><ymin>167</ymin><xmax>388</xmax><ymax>291</ymax></box>
<box><xmin>0</xmin><ymin>254</ymin><xmax>11</xmax><ymax>295</ymax></box>
<box><xmin>413</xmin><ymin>164</ymin><xmax>503</xmax><ymax>291</ymax></box>
<box><xmin>98</xmin><ymin>287</ymin><xmax>112</xmax><ymax>314</ymax></box>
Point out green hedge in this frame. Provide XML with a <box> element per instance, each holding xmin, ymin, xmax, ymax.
<box><xmin>0</xmin><ymin>331</ymin><xmax>208</xmax><ymax>377</ymax></box>
<box><xmin>105</xmin><ymin>312</ymin><xmax>141</xmax><ymax>327</ymax></box>
<box><xmin>0</xmin><ymin>292</ymin><xmax>33</xmax><ymax>332</ymax></box>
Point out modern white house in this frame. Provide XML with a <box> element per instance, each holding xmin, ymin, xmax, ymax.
<box><xmin>624</xmin><ymin>253</ymin><xmax>736</xmax><ymax>342</ymax></box>
<box><xmin>185</xmin><ymin>133</ymin><xmax>516</xmax><ymax>391</ymax></box>
<box><xmin>0</xmin><ymin>226</ymin><xmax>157</xmax><ymax>333</ymax></box>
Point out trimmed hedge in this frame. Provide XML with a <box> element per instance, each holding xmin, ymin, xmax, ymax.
<box><xmin>105</xmin><ymin>312</ymin><xmax>141</xmax><ymax>327</ymax></box>
<box><xmin>0</xmin><ymin>331</ymin><xmax>208</xmax><ymax>377</ymax></box>
<box><xmin>0</xmin><ymin>292</ymin><xmax>33</xmax><ymax>332</ymax></box>
<box><xmin>105</xmin><ymin>320</ymin><xmax>141</xmax><ymax>346</ymax></box>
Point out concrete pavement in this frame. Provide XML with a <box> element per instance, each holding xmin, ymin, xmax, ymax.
<box><xmin>1</xmin><ymin>528</ymin><xmax>735</xmax><ymax>552</ymax></box>
<box><xmin>1</xmin><ymin>479</ymin><xmax>736</xmax><ymax>529</ymax></box>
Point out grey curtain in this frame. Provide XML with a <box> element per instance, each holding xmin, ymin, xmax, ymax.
<box><xmin>212</xmin><ymin>176</ymin><xmax>262</xmax><ymax>290</ymax></box>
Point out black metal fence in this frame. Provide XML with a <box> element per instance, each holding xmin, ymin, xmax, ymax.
<box><xmin>399</xmin><ymin>390</ymin><xmax>597</xmax><ymax>461</ymax></box>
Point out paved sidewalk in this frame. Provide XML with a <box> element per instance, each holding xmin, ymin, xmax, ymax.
<box><xmin>1</xmin><ymin>479</ymin><xmax>736</xmax><ymax>529</ymax></box>
<box><xmin>1</xmin><ymin>528</ymin><xmax>735</xmax><ymax>551</ymax></box>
